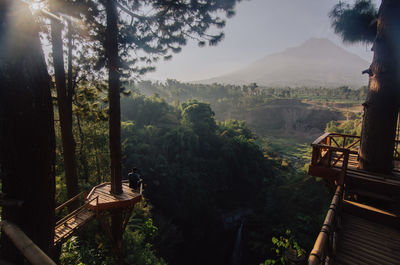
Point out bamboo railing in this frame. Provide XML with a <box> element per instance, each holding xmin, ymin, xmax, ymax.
<box><xmin>1</xmin><ymin>221</ymin><xmax>56</xmax><ymax>265</ymax></box>
<box><xmin>308</xmin><ymin>185</ymin><xmax>343</xmax><ymax>265</ymax></box>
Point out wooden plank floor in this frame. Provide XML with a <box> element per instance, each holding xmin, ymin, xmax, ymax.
<box><xmin>54</xmin><ymin>207</ymin><xmax>94</xmax><ymax>245</ymax></box>
<box><xmin>335</xmin><ymin>213</ymin><xmax>400</xmax><ymax>265</ymax></box>
<box><xmin>332</xmin><ymin>153</ymin><xmax>400</xmax><ymax>203</ymax></box>
<box><xmin>333</xmin><ymin>153</ymin><xmax>400</xmax><ymax>179</ymax></box>
<box><xmin>86</xmin><ymin>181</ymin><xmax>142</xmax><ymax>210</ymax></box>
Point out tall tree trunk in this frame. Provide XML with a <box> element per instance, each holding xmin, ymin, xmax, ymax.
<box><xmin>106</xmin><ymin>0</ymin><xmax>122</xmax><ymax>195</ymax></box>
<box><xmin>50</xmin><ymin>4</ymin><xmax>79</xmax><ymax>203</ymax></box>
<box><xmin>358</xmin><ymin>0</ymin><xmax>400</xmax><ymax>174</ymax></box>
<box><xmin>0</xmin><ymin>1</ymin><xmax>56</xmax><ymax>262</ymax></box>
<box><xmin>76</xmin><ymin>114</ymin><xmax>90</xmax><ymax>182</ymax></box>
<box><xmin>105</xmin><ymin>1</ymin><xmax>124</xmax><ymax>257</ymax></box>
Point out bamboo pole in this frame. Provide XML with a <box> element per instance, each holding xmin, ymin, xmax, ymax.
<box><xmin>308</xmin><ymin>185</ymin><xmax>343</xmax><ymax>265</ymax></box>
<box><xmin>1</xmin><ymin>221</ymin><xmax>56</xmax><ymax>265</ymax></box>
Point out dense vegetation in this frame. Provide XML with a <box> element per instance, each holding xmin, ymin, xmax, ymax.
<box><xmin>2</xmin><ymin>1</ymin><xmax>377</xmax><ymax>264</ymax></box>
<box><xmin>133</xmin><ymin>80</ymin><xmax>368</xmax><ymax>104</ymax></box>
<box><xmin>52</xmin><ymin>87</ymin><xmax>345</xmax><ymax>265</ymax></box>
<box><xmin>131</xmin><ymin>80</ymin><xmax>365</xmax><ymax>138</ymax></box>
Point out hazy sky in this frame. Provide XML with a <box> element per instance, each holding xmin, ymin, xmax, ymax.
<box><xmin>145</xmin><ymin>0</ymin><xmax>379</xmax><ymax>82</ymax></box>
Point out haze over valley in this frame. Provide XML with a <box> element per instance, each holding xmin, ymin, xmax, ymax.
<box><xmin>195</xmin><ymin>38</ymin><xmax>369</xmax><ymax>88</ymax></box>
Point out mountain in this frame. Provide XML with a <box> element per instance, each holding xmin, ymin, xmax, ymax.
<box><xmin>196</xmin><ymin>38</ymin><xmax>370</xmax><ymax>88</ymax></box>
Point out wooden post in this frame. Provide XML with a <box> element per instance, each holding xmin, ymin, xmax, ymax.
<box><xmin>339</xmin><ymin>150</ymin><xmax>349</xmax><ymax>186</ymax></box>
<box><xmin>111</xmin><ymin>209</ymin><xmax>124</xmax><ymax>262</ymax></box>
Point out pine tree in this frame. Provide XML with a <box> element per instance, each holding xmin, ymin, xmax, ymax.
<box><xmin>330</xmin><ymin>0</ymin><xmax>400</xmax><ymax>173</ymax></box>
<box><xmin>0</xmin><ymin>1</ymin><xmax>56</xmax><ymax>262</ymax></box>
<box><xmin>49</xmin><ymin>0</ymin><xmax>79</xmax><ymax>206</ymax></box>
<box><xmin>81</xmin><ymin>0</ymin><xmax>241</xmax><ymax>194</ymax></box>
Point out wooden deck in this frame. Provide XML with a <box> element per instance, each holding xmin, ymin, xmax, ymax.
<box><xmin>54</xmin><ymin>181</ymin><xmax>142</xmax><ymax>245</ymax></box>
<box><xmin>309</xmin><ymin>133</ymin><xmax>400</xmax><ymax>211</ymax></box>
<box><xmin>335</xmin><ymin>213</ymin><xmax>400</xmax><ymax>265</ymax></box>
<box><xmin>86</xmin><ymin>181</ymin><xmax>142</xmax><ymax>211</ymax></box>
<box><xmin>308</xmin><ymin>133</ymin><xmax>400</xmax><ymax>265</ymax></box>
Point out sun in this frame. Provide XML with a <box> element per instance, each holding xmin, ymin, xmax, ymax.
<box><xmin>21</xmin><ymin>0</ymin><xmax>46</xmax><ymax>13</ymax></box>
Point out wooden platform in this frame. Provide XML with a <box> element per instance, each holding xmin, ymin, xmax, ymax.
<box><xmin>308</xmin><ymin>133</ymin><xmax>400</xmax><ymax>211</ymax></box>
<box><xmin>335</xmin><ymin>213</ymin><xmax>400</xmax><ymax>265</ymax></box>
<box><xmin>54</xmin><ymin>181</ymin><xmax>142</xmax><ymax>245</ymax></box>
<box><xmin>86</xmin><ymin>181</ymin><xmax>142</xmax><ymax>211</ymax></box>
<box><xmin>308</xmin><ymin>133</ymin><xmax>400</xmax><ymax>264</ymax></box>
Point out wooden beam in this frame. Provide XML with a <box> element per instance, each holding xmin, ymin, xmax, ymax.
<box><xmin>1</xmin><ymin>221</ymin><xmax>56</xmax><ymax>265</ymax></box>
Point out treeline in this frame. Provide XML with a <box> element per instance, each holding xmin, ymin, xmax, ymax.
<box><xmin>132</xmin><ymin>80</ymin><xmax>368</xmax><ymax>104</ymax></box>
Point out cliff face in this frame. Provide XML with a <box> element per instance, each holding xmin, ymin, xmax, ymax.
<box><xmin>197</xmin><ymin>38</ymin><xmax>370</xmax><ymax>88</ymax></box>
<box><xmin>213</xmin><ymin>99</ymin><xmax>345</xmax><ymax>138</ymax></box>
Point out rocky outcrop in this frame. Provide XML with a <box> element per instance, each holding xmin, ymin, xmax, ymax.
<box><xmin>214</xmin><ymin>99</ymin><xmax>345</xmax><ymax>138</ymax></box>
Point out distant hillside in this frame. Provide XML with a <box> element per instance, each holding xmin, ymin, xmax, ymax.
<box><xmin>196</xmin><ymin>38</ymin><xmax>370</xmax><ymax>88</ymax></box>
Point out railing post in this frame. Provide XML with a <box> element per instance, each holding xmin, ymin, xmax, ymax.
<box><xmin>339</xmin><ymin>150</ymin><xmax>349</xmax><ymax>186</ymax></box>
<box><xmin>311</xmin><ymin>146</ymin><xmax>319</xmax><ymax>166</ymax></box>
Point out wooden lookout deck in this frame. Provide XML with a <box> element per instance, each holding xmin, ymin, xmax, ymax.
<box><xmin>86</xmin><ymin>181</ymin><xmax>142</xmax><ymax>211</ymax></box>
<box><xmin>308</xmin><ymin>133</ymin><xmax>400</xmax><ymax>265</ymax></box>
<box><xmin>54</xmin><ymin>181</ymin><xmax>142</xmax><ymax>245</ymax></box>
<box><xmin>309</xmin><ymin>133</ymin><xmax>400</xmax><ymax>208</ymax></box>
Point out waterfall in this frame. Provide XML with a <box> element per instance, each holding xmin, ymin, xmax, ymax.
<box><xmin>231</xmin><ymin>221</ymin><xmax>244</xmax><ymax>265</ymax></box>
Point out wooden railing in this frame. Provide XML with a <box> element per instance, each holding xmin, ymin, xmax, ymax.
<box><xmin>55</xmin><ymin>191</ymin><xmax>86</xmax><ymax>213</ymax></box>
<box><xmin>122</xmin><ymin>179</ymin><xmax>143</xmax><ymax>194</ymax></box>
<box><xmin>309</xmin><ymin>133</ymin><xmax>359</xmax><ymax>184</ymax></box>
<box><xmin>308</xmin><ymin>185</ymin><xmax>343</xmax><ymax>265</ymax></box>
<box><xmin>394</xmin><ymin>139</ymin><xmax>400</xmax><ymax>161</ymax></box>
<box><xmin>55</xmin><ymin>195</ymin><xmax>98</xmax><ymax>227</ymax></box>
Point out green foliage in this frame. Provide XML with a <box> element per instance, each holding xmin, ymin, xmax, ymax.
<box><xmin>133</xmin><ymin>80</ymin><xmax>368</xmax><ymax>104</ymax></box>
<box><xmin>261</xmin><ymin>230</ymin><xmax>305</xmax><ymax>265</ymax></box>
<box><xmin>60</xmin><ymin>205</ymin><xmax>166</xmax><ymax>265</ymax></box>
<box><xmin>120</xmin><ymin>94</ymin><xmax>272</xmax><ymax>264</ymax></box>
<box><xmin>181</xmin><ymin>100</ymin><xmax>217</xmax><ymax>136</ymax></box>
<box><xmin>123</xmin><ymin>218</ymin><xmax>167</xmax><ymax>265</ymax></box>
<box><xmin>81</xmin><ymin>0</ymin><xmax>241</xmax><ymax>81</ymax></box>
<box><xmin>121</xmin><ymin>93</ymin><xmax>177</xmax><ymax>127</ymax></box>
<box><xmin>330</xmin><ymin>0</ymin><xmax>378</xmax><ymax>44</ymax></box>
<box><xmin>57</xmin><ymin>89</ymin><xmax>342</xmax><ymax>264</ymax></box>
<box><xmin>218</xmin><ymin>120</ymin><xmax>255</xmax><ymax>140</ymax></box>
<box><xmin>325</xmin><ymin>114</ymin><xmax>362</xmax><ymax>136</ymax></box>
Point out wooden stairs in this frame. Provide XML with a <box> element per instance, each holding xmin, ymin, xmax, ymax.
<box><xmin>54</xmin><ymin>206</ymin><xmax>95</xmax><ymax>245</ymax></box>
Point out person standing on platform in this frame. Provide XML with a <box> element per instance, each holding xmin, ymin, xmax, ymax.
<box><xmin>128</xmin><ymin>167</ymin><xmax>142</xmax><ymax>190</ymax></box>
